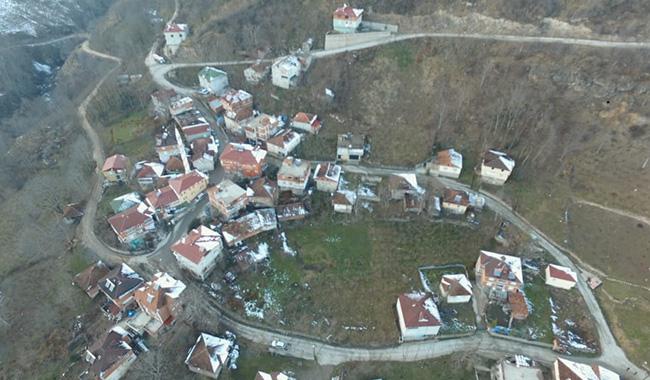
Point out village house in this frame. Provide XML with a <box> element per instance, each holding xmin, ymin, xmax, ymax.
<box><xmin>163</xmin><ymin>22</ymin><xmax>189</xmax><ymax>55</ymax></box>
<box><xmin>423</xmin><ymin>148</ymin><xmax>463</xmax><ymax>178</ymax></box>
<box><xmin>221</xmin><ymin>89</ymin><xmax>254</xmax><ymax>134</ymax></box>
<box><xmin>168</xmin><ymin>170</ymin><xmax>208</xmax><ymax>204</ymax></box>
<box><xmin>174</xmin><ymin>109</ymin><xmax>211</xmax><ymax>143</ymax></box>
<box><xmin>107</xmin><ymin>203</ymin><xmax>156</xmax><ymax>245</ymax></box>
<box><xmin>146</xmin><ymin>186</ymin><xmax>181</xmax><ymax>219</ymax></box>
<box><xmin>426</xmin><ymin>195</ymin><xmax>442</xmax><ymax>218</ymax></box>
<box><xmin>244</xmin><ymin>113</ymin><xmax>281</xmax><ymax>141</ymax></box>
<box><xmin>198</xmin><ymin>66</ymin><xmax>229</xmax><ymax>95</ymax></box>
<box><xmin>396</xmin><ymin>292</ymin><xmax>442</xmax><ymax>341</ymax></box>
<box><xmin>553</xmin><ymin>358</ymin><xmax>620</xmax><ymax>380</ymax></box>
<box><xmin>388</xmin><ymin>173</ymin><xmax>424</xmax><ymax>200</ymax></box>
<box><xmin>507</xmin><ymin>289</ymin><xmax>529</xmax><ymax>324</ymax></box>
<box><xmin>276</xmin><ymin>201</ymin><xmax>310</xmax><ymax>222</ymax></box>
<box><xmin>207</xmin><ymin>180</ymin><xmax>248</xmax><ymax>220</ymax></box>
<box><xmin>171</xmin><ymin>226</ymin><xmax>223</xmax><ymax>280</ymax></box>
<box><xmin>221</xmin><ymin>208</ymin><xmax>277</xmax><ymax>246</ymax></box>
<box><xmin>332</xmin><ymin>4</ymin><xmax>364</xmax><ymax>33</ymax></box>
<box><xmin>133</xmin><ymin>272</ymin><xmax>186</xmax><ymax>335</ymax></box>
<box><xmin>439</xmin><ymin>274</ymin><xmax>473</xmax><ymax>303</ymax></box>
<box><xmin>220</xmin><ymin>143</ymin><xmax>267</xmax><ymax>179</ymax></box>
<box><xmin>545</xmin><ymin>264</ymin><xmax>578</xmax><ymax>290</ymax></box>
<box><xmin>244</xmin><ymin>61</ymin><xmax>270</xmax><ymax>84</ymax></box>
<box><xmin>313</xmin><ymin>162</ymin><xmax>341</xmax><ymax>192</ymax></box>
<box><xmin>475</xmin><ymin>250</ymin><xmax>524</xmax><ymax>297</ymax></box>
<box><xmin>155</xmin><ymin>125</ymin><xmax>184</xmax><ymax>163</ymax></box>
<box><xmin>255</xmin><ymin>372</ymin><xmax>295</xmax><ymax>380</ymax></box>
<box><xmin>336</xmin><ymin>133</ymin><xmax>365</xmax><ymax>163</ymax></box>
<box><xmin>442</xmin><ymin>188</ymin><xmax>470</xmax><ymax>215</ymax></box>
<box><xmin>271</xmin><ymin>55</ymin><xmax>303</xmax><ymax>89</ymax></box>
<box><xmin>169</xmin><ymin>96</ymin><xmax>193</xmax><ymax>116</ymax></box>
<box><xmin>246</xmin><ymin>177</ymin><xmax>278</xmax><ymax>208</ymax></box>
<box><xmin>185</xmin><ymin>333</ymin><xmax>233</xmax><ymax>379</ymax></box>
<box><xmin>404</xmin><ymin>193</ymin><xmax>425</xmax><ymax>214</ymax></box>
<box><xmin>165</xmin><ymin>156</ymin><xmax>186</xmax><ymax>175</ymax></box>
<box><xmin>480</xmin><ymin>149</ymin><xmax>516</xmax><ymax>185</ymax></box>
<box><xmin>102</xmin><ymin>154</ymin><xmax>130</xmax><ymax>183</ymax></box>
<box><xmin>74</xmin><ymin>261</ymin><xmax>111</xmax><ymax>298</ymax></box>
<box><xmin>291</xmin><ymin>112</ymin><xmax>322</xmax><ymax>134</ymax></box>
<box><xmin>110</xmin><ymin>192</ymin><xmax>142</xmax><ymax>214</ymax></box>
<box><xmin>97</xmin><ymin>263</ymin><xmax>144</xmax><ymax>318</ymax></box>
<box><xmin>491</xmin><ymin>356</ymin><xmax>544</xmax><ymax>380</ymax></box>
<box><xmin>85</xmin><ymin>326</ymin><xmax>137</xmax><ymax>380</ymax></box>
<box><xmin>266</xmin><ymin>129</ymin><xmax>301</xmax><ymax>157</ymax></box>
<box><xmin>134</xmin><ymin>162</ymin><xmax>165</xmax><ymax>189</ymax></box>
<box><xmin>277</xmin><ymin>157</ymin><xmax>312</xmax><ymax>195</ymax></box>
<box><xmin>191</xmin><ymin>136</ymin><xmax>218</xmax><ymax>173</ymax></box>
<box><xmin>332</xmin><ymin>190</ymin><xmax>356</xmax><ymax>214</ymax></box>
<box><xmin>63</xmin><ymin>202</ymin><xmax>85</xmax><ymax>224</ymax></box>
<box><xmin>150</xmin><ymin>88</ymin><xmax>177</xmax><ymax>117</ymax></box>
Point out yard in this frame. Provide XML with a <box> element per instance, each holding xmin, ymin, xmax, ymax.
<box><xmin>223</xmin><ymin>214</ymin><xmax>502</xmax><ymax>345</ymax></box>
<box><xmin>334</xmin><ymin>356</ymin><xmax>477</xmax><ymax>380</ymax></box>
<box><xmin>99</xmin><ymin>110</ymin><xmax>156</xmax><ymax>162</ymax></box>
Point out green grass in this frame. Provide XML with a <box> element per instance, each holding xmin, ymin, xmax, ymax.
<box><xmin>68</xmin><ymin>250</ymin><xmax>91</xmax><ymax>274</ymax></box>
<box><xmin>380</xmin><ymin>43</ymin><xmax>415</xmax><ymax>71</ymax></box>
<box><xmin>221</xmin><ymin>346</ymin><xmax>315</xmax><ymax>380</ymax></box>
<box><xmin>100</xmin><ymin>110</ymin><xmax>154</xmax><ymax>161</ymax></box>
<box><xmin>97</xmin><ymin>183</ymin><xmax>132</xmax><ymax>218</ymax></box>
<box><xmin>517</xmin><ymin>271</ymin><xmax>554</xmax><ymax>344</ymax></box>
<box><xmin>336</xmin><ymin>356</ymin><xmax>475</xmax><ymax>380</ymax></box>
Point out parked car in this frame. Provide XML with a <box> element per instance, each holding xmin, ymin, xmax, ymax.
<box><xmin>197</xmin><ymin>87</ymin><xmax>210</xmax><ymax>95</ymax></box>
<box><xmin>271</xmin><ymin>340</ymin><xmax>289</xmax><ymax>350</ymax></box>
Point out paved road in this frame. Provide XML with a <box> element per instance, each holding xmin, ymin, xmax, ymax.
<box><xmin>73</xmin><ymin>7</ymin><xmax>650</xmax><ymax>377</ymax></box>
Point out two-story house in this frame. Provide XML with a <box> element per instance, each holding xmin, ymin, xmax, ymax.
<box><xmin>86</xmin><ymin>326</ymin><xmax>137</xmax><ymax>380</ymax></box>
<box><xmin>97</xmin><ymin>263</ymin><xmax>144</xmax><ymax>317</ymax></box>
<box><xmin>221</xmin><ymin>89</ymin><xmax>254</xmax><ymax>134</ymax></box>
<box><xmin>313</xmin><ymin>162</ymin><xmax>341</xmax><ymax>192</ymax></box>
<box><xmin>271</xmin><ymin>55</ymin><xmax>302</xmax><ymax>89</ymax></box>
<box><xmin>291</xmin><ymin>112</ymin><xmax>322</xmax><ymax>134</ymax></box>
<box><xmin>277</xmin><ymin>157</ymin><xmax>312</xmax><ymax>195</ymax></box>
<box><xmin>198</xmin><ymin>66</ymin><xmax>229</xmax><ymax>95</ymax></box>
<box><xmin>133</xmin><ymin>272</ymin><xmax>186</xmax><ymax>335</ymax></box>
<box><xmin>480</xmin><ymin>149</ymin><xmax>515</xmax><ymax>185</ymax></box>
<box><xmin>396</xmin><ymin>292</ymin><xmax>441</xmax><ymax>342</ymax></box>
<box><xmin>163</xmin><ymin>23</ymin><xmax>189</xmax><ymax>55</ymax></box>
<box><xmin>107</xmin><ymin>204</ymin><xmax>156</xmax><ymax>244</ymax></box>
<box><xmin>246</xmin><ymin>177</ymin><xmax>278</xmax><ymax>208</ymax></box>
<box><xmin>336</xmin><ymin>133</ymin><xmax>365</xmax><ymax>163</ymax></box>
<box><xmin>168</xmin><ymin>170</ymin><xmax>209</xmax><ymax>205</ymax></box>
<box><xmin>441</xmin><ymin>188</ymin><xmax>470</xmax><ymax>215</ymax></box>
<box><xmin>332</xmin><ymin>4</ymin><xmax>363</xmax><ymax>33</ymax></box>
<box><xmin>243</xmin><ymin>113</ymin><xmax>281</xmax><ymax>141</ymax></box>
<box><xmin>102</xmin><ymin>154</ymin><xmax>130</xmax><ymax>183</ymax></box>
<box><xmin>207</xmin><ymin>180</ymin><xmax>248</xmax><ymax>220</ymax></box>
<box><xmin>475</xmin><ymin>250</ymin><xmax>524</xmax><ymax>298</ymax></box>
<box><xmin>220</xmin><ymin>143</ymin><xmax>267</xmax><ymax>179</ymax></box>
<box><xmin>266</xmin><ymin>129</ymin><xmax>301</xmax><ymax>157</ymax></box>
<box><xmin>171</xmin><ymin>226</ymin><xmax>223</xmax><ymax>281</ymax></box>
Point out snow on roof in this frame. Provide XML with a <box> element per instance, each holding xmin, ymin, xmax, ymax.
<box><xmin>484</xmin><ymin>149</ymin><xmax>515</xmax><ymax>171</ymax></box>
<box><xmin>112</xmin><ymin>192</ymin><xmax>141</xmax><ymax>205</ymax></box>
<box><xmin>314</xmin><ymin>163</ymin><xmax>341</xmax><ymax>182</ymax></box>
<box><xmin>437</xmin><ymin>148</ymin><xmax>463</xmax><ymax>169</ymax></box>
<box><xmin>394</xmin><ymin>173</ymin><xmax>425</xmax><ymax>194</ymax></box>
<box><xmin>199</xmin><ymin>66</ymin><xmax>228</xmax><ymax>81</ymax></box>
<box><xmin>557</xmin><ymin>358</ymin><xmax>620</xmax><ymax>380</ymax></box>
<box><xmin>480</xmin><ymin>250</ymin><xmax>523</xmax><ymax>284</ymax></box>
<box><xmin>164</xmin><ymin>23</ymin><xmax>187</xmax><ymax>33</ymax></box>
<box><xmin>334</xmin><ymin>4</ymin><xmax>364</xmax><ymax>19</ymax></box>
<box><xmin>441</xmin><ymin>274</ymin><xmax>473</xmax><ymax>296</ymax></box>
<box><xmin>208</xmin><ymin>180</ymin><xmax>247</xmax><ymax>204</ymax></box>
<box><xmin>273</xmin><ymin>55</ymin><xmax>302</xmax><ymax>73</ymax></box>
<box><xmin>172</xmin><ymin>226</ymin><xmax>222</xmax><ymax>264</ymax></box>
<box><xmin>547</xmin><ymin>264</ymin><xmax>577</xmax><ymax>283</ymax></box>
<box><xmin>398</xmin><ymin>292</ymin><xmax>442</xmax><ymax>328</ymax></box>
<box><xmin>186</xmin><ymin>333</ymin><xmax>232</xmax><ymax>374</ymax></box>
<box><xmin>150</xmin><ymin>272</ymin><xmax>186</xmax><ymax>298</ymax></box>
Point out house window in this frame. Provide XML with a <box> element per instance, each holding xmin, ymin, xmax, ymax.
<box><xmin>349</xmin><ymin>155</ymin><xmax>360</xmax><ymax>160</ymax></box>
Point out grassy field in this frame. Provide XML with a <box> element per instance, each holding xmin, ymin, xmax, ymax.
<box><xmin>335</xmin><ymin>356</ymin><xmax>477</xmax><ymax>380</ymax></box>
<box><xmin>421</xmin><ymin>266</ymin><xmax>477</xmax><ymax>335</ymax></box>
<box><xmin>99</xmin><ymin>110</ymin><xmax>156</xmax><ymax>162</ymax></box>
<box><xmin>230</xmin><ymin>215</ymin><xmax>501</xmax><ymax>345</ymax></box>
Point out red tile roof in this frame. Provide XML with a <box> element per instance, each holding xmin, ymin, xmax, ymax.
<box><xmin>333</xmin><ymin>5</ymin><xmax>363</xmax><ymax>19</ymax></box>
<box><xmin>221</xmin><ymin>143</ymin><xmax>266</xmax><ymax>166</ymax></box>
<box><xmin>443</xmin><ymin>188</ymin><xmax>470</xmax><ymax>206</ymax></box>
<box><xmin>169</xmin><ymin>170</ymin><xmax>207</xmax><ymax>195</ymax></box>
<box><xmin>107</xmin><ymin>206</ymin><xmax>152</xmax><ymax>233</ymax></box>
<box><xmin>171</xmin><ymin>226</ymin><xmax>222</xmax><ymax>264</ymax></box>
<box><xmin>146</xmin><ymin>186</ymin><xmax>179</xmax><ymax>208</ymax></box>
<box><xmin>547</xmin><ymin>264</ymin><xmax>577</xmax><ymax>283</ymax></box>
<box><xmin>102</xmin><ymin>154</ymin><xmax>128</xmax><ymax>172</ymax></box>
<box><xmin>397</xmin><ymin>292</ymin><xmax>441</xmax><ymax>328</ymax></box>
<box><xmin>164</xmin><ymin>23</ymin><xmax>186</xmax><ymax>33</ymax></box>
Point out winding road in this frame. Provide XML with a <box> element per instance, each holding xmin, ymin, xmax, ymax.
<box><xmin>71</xmin><ymin>3</ymin><xmax>650</xmax><ymax>378</ymax></box>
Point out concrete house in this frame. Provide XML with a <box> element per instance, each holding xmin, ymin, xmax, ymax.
<box><xmin>221</xmin><ymin>208</ymin><xmax>277</xmax><ymax>246</ymax></box>
<box><xmin>165</xmin><ymin>156</ymin><xmax>186</xmax><ymax>175</ymax></box>
<box><xmin>276</xmin><ymin>202</ymin><xmax>310</xmax><ymax>222</ymax></box>
<box><xmin>185</xmin><ymin>333</ymin><xmax>233</xmax><ymax>379</ymax></box>
<box><xmin>221</xmin><ymin>89</ymin><xmax>254</xmax><ymax>134</ymax></box>
<box><xmin>102</xmin><ymin>154</ymin><xmax>130</xmax><ymax>183</ymax></box>
<box><xmin>97</xmin><ymin>263</ymin><xmax>144</xmax><ymax>315</ymax></box>
<box><xmin>439</xmin><ymin>274</ymin><xmax>473</xmax><ymax>303</ymax></box>
<box><xmin>480</xmin><ymin>149</ymin><xmax>515</xmax><ymax>185</ymax></box>
<box><xmin>332</xmin><ymin>4</ymin><xmax>363</xmax><ymax>33</ymax></box>
<box><xmin>133</xmin><ymin>272</ymin><xmax>186</xmax><ymax>335</ymax></box>
<box><xmin>169</xmin><ymin>96</ymin><xmax>193</xmax><ymax>116</ymax></box>
<box><xmin>155</xmin><ymin>125</ymin><xmax>184</xmax><ymax>163</ymax></box>
<box><xmin>244</xmin><ymin>62</ymin><xmax>270</xmax><ymax>84</ymax></box>
<box><xmin>553</xmin><ymin>358</ymin><xmax>620</xmax><ymax>380</ymax></box>
<box><xmin>255</xmin><ymin>371</ymin><xmax>295</xmax><ymax>380</ymax></box>
<box><xmin>110</xmin><ymin>192</ymin><xmax>141</xmax><ymax>214</ymax></box>
<box><xmin>475</xmin><ymin>250</ymin><xmax>524</xmax><ymax>296</ymax></box>
<box><xmin>545</xmin><ymin>264</ymin><xmax>578</xmax><ymax>290</ymax></box>
<box><xmin>441</xmin><ymin>188</ymin><xmax>470</xmax><ymax>215</ymax></box>
<box><xmin>336</xmin><ymin>133</ymin><xmax>365</xmax><ymax>163</ymax></box>
<box><xmin>171</xmin><ymin>226</ymin><xmax>223</xmax><ymax>281</ymax></box>
<box><xmin>508</xmin><ymin>289</ymin><xmax>529</xmax><ymax>322</ymax></box>
<box><xmin>277</xmin><ymin>157</ymin><xmax>312</xmax><ymax>195</ymax></box>
<box><xmin>271</xmin><ymin>55</ymin><xmax>302</xmax><ymax>89</ymax></box>
<box><xmin>291</xmin><ymin>112</ymin><xmax>322</xmax><ymax>134</ymax></box>
<box><xmin>332</xmin><ymin>190</ymin><xmax>356</xmax><ymax>214</ymax></box>
<box><xmin>164</xmin><ymin>23</ymin><xmax>189</xmax><ymax>55</ymax></box>
<box><xmin>174</xmin><ymin>109</ymin><xmax>211</xmax><ymax>143</ymax></box>
<box><xmin>107</xmin><ymin>204</ymin><xmax>156</xmax><ymax>244</ymax></box>
<box><xmin>388</xmin><ymin>173</ymin><xmax>424</xmax><ymax>200</ymax></box>
<box><xmin>135</xmin><ymin>162</ymin><xmax>165</xmax><ymax>189</ymax></box>
<box><xmin>168</xmin><ymin>170</ymin><xmax>209</xmax><ymax>204</ymax></box>
<box><xmin>85</xmin><ymin>326</ymin><xmax>137</xmax><ymax>380</ymax></box>
<box><xmin>425</xmin><ymin>148</ymin><xmax>463</xmax><ymax>178</ymax></box>
<box><xmin>491</xmin><ymin>356</ymin><xmax>544</xmax><ymax>380</ymax></box>
<box><xmin>266</xmin><ymin>129</ymin><xmax>301</xmax><ymax>157</ymax></box>
<box><xmin>207</xmin><ymin>179</ymin><xmax>249</xmax><ymax>220</ymax></box>
<box><xmin>74</xmin><ymin>261</ymin><xmax>111</xmax><ymax>299</ymax></box>
<box><xmin>246</xmin><ymin>177</ymin><xmax>278</xmax><ymax>208</ymax></box>
<box><xmin>198</xmin><ymin>67</ymin><xmax>229</xmax><ymax>95</ymax></box>
<box><xmin>191</xmin><ymin>137</ymin><xmax>218</xmax><ymax>173</ymax></box>
<box><xmin>313</xmin><ymin>162</ymin><xmax>341</xmax><ymax>192</ymax></box>
<box><xmin>150</xmin><ymin>88</ymin><xmax>177</xmax><ymax>117</ymax></box>
<box><xmin>396</xmin><ymin>292</ymin><xmax>442</xmax><ymax>341</ymax></box>
<box><xmin>145</xmin><ymin>186</ymin><xmax>181</xmax><ymax>219</ymax></box>
<box><xmin>220</xmin><ymin>143</ymin><xmax>267</xmax><ymax>179</ymax></box>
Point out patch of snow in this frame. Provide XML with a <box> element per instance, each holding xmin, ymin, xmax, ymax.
<box><xmin>244</xmin><ymin>301</ymin><xmax>264</xmax><ymax>319</ymax></box>
<box><xmin>32</xmin><ymin>61</ymin><xmax>52</xmax><ymax>75</ymax></box>
<box><xmin>250</xmin><ymin>242</ymin><xmax>270</xmax><ymax>262</ymax></box>
<box><xmin>280</xmin><ymin>232</ymin><xmax>296</xmax><ymax>256</ymax></box>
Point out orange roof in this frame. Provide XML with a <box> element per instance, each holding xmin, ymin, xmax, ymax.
<box><xmin>102</xmin><ymin>154</ymin><xmax>128</xmax><ymax>172</ymax></box>
<box><xmin>397</xmin><ymin>292</ymin><xmax>441</xmax><ymax>328</ymax></box>
<box><xmin>169</xmin><ymin>170</ymin><xmax>206</xmax><ymax>195</ymax></box>
<box><xmin>107</xmin><ymin>206</ymin><xmax>152</xmax><ymax>233</ymax></box>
